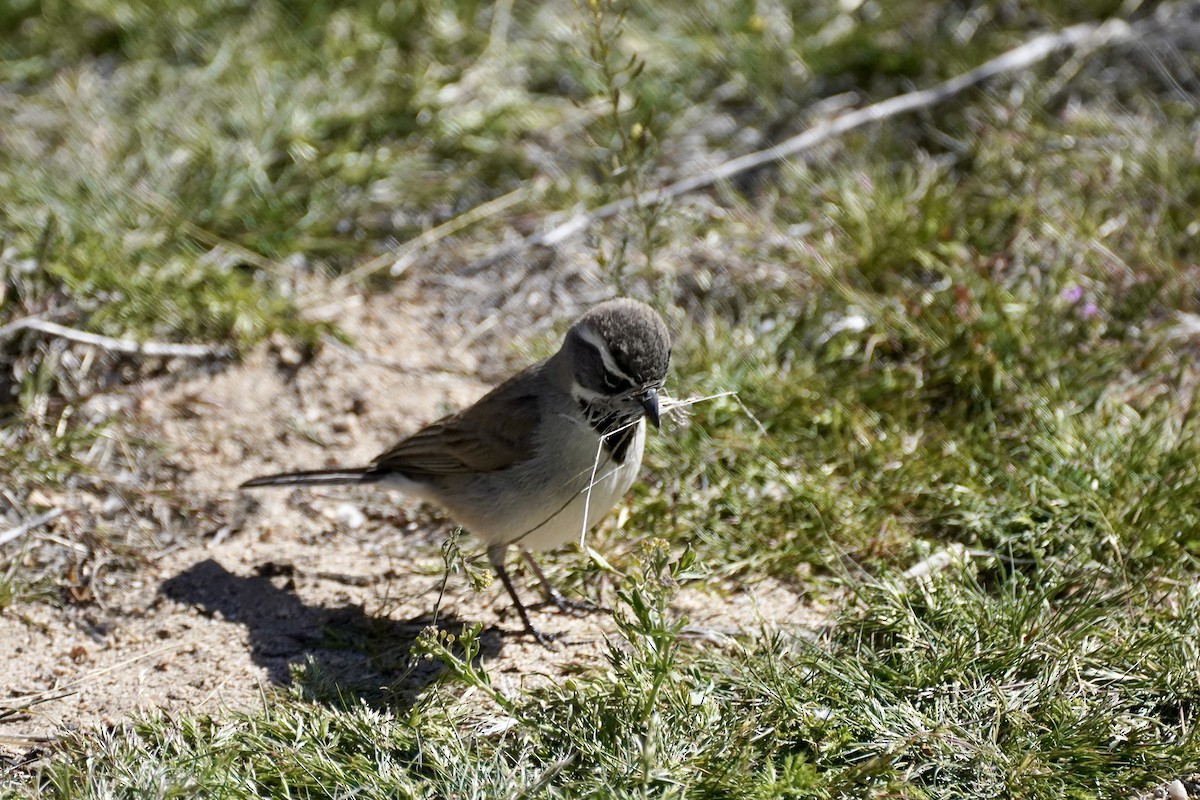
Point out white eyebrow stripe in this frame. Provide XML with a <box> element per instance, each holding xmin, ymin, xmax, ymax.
<box><xmin>575</xmin><ymin>325</ymin><xmax>637</xmax><ymax>384</ymax></box>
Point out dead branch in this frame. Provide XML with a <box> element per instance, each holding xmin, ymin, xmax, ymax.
<box><xmin>468</xmin><ymin>19</ymin><xmax>1133</xmax><ymax>271</ymax></box>
<box><xmin>0</xmin><ymin>318</ymin><xmax>232</xmax><ymax>359</ymax></box>
<box><xmin>0</xmin><ymin>507</ymin><xmax>63</xmax><ymax>548</ymax></box>
<box><xmin>322</xmin><ymin>186</ymin><xmax>528</xmax><ymax>296</ymax></box>
<box><xmin>0</xmin><ymin>314</ymin><xmax>46</xmax><ymax>341</ymax></box>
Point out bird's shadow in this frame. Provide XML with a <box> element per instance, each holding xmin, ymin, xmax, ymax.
<box><xmin>160</xmin><ymin>559</ymin><xmax>503</xmax><ymax>712</ymax></box>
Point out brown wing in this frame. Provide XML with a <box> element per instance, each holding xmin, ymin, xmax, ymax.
<box><xmin>369</xmin><ymin>367</ymin><xmax>543</xmax><ymax>477</ymax></box>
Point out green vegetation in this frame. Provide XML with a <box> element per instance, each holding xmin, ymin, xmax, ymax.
<box><xmin>3</xmin><ymin>0</ymin><xmax>1200</xmax><ymax>797</ymax></box>
<box><xmin>19</xmin><ymin>549</ymin><xmax>1200</xmax><ymax>797</ymax></box>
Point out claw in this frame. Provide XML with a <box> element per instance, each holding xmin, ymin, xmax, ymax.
<box><xmin>519</xmin><ymin>550</ymin><xmax>606</xmax><ymax>616</ymax></box>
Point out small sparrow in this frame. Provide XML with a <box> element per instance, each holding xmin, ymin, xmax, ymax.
<box><xmin>241</xmin><ymin>298</ymin><xmax>671</xmax><ymax>640</ymax></box>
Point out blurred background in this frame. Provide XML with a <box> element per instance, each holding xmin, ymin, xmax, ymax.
<box><xmin>3</xmin><ymin>1</ymin><xmax>1200</xmax><ymax>796</ymax></box>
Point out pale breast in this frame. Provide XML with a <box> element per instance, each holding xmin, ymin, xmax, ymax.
<box><xmin>433</xmin><ymin>417</ymin><xmax>646</xmax><ymax>551</ymax></box>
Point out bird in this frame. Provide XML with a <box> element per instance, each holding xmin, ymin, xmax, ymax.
<box><xmin>240</xmin><ymin>298</ymin><xmax>672</xmax><ymax>641</ymax></box>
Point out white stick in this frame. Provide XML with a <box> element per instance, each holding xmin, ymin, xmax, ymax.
<box><xmin>327</xmin><ymin>187</ymin><xmax>528</xmax><ymax>291</ymax></box>
<box><xmin>3</xmin><ymin>318</ymin><xmax>231</xmax><ymax>359</ymax></box>
<box><xmin>472</xmin><ymin>20</ymin><xmax>1133</xmax><ymax>266</ymax></box>
<box><xmin>0</xmin><ymin>508</ymin><xmax>63</xmax><ymax>548</ymax></box>
<box><xmin>902</xmin><ymin>542</ymin><xmax>971</xmax><ymax>580</ymax></box>
<box><xmin>578</xmin><ymin>435</ymin><xmax>609</xmax><ymax>548</ymax></box>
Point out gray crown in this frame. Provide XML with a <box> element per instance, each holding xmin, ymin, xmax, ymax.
<box><xmin>573</xmin><ymin>298</ymin><xmax>671</xmax><ymax>386</ymax></box>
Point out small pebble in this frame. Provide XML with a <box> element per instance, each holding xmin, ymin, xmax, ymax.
<box><xmin>333</xmin><ymin>502</ymin><xmax>366</xmax><ymax>530</ymax></box>
<box><xmin>270</xmin><ymin>332</ymin><xmax>303</xmax><ymax>366</ymax></box>
<box><xmin>1166</xmin><ymin>779</ymin><xmax>1188</xmax><ymax>800</ymax></box>
<box><xmin>100</xmin><ymin>496</ymin><xmax>124</xmax><ymax>518</ymax></box>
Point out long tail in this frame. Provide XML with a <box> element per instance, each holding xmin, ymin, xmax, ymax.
<box><xmin>240</xmin><ymin>467</ymin><xmax>376</xmax><ymax>489</ymax></box>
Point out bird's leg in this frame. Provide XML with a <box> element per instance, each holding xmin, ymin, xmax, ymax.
<box><xmin>487</xmin><ymin>545</ymin><xmax>552</xmax><ymax>644</ymax></box>
<box><xmin>521</xmin><ymin>550</ymin><xmax>601</xmax><ymax>615</ymax></box>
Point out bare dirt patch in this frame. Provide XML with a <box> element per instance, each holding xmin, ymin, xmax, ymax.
<box><xmin>0</xmin><ymin>279</ymin><xmax>823</xmax><ymax>751</ymax></box>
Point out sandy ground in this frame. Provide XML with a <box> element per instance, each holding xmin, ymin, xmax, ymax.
<box><xmin>0</xmin><ymin>280</ymin><xmax>823</xmax><ymax>753</ymax></box>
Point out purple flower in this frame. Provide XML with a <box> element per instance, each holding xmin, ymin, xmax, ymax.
<box><xmin>1079</xmin><ymin>301</ymin><xmax>1099</xmax><ymax>319</ymax></box>
<box><xmin>1060</xmin><ymin>285</ymin><xmax>1084</xmax><ymax>304</ymax></box>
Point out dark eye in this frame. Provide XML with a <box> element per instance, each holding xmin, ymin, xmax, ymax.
<box><xmin>603</xmin><ymin>372</ymin><xmax>631</xmax><ymax>393</ymax></box>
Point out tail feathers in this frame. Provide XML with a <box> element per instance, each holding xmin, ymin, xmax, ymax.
<box><xmin>240</xmin><ymin>467</ymin><xmax>375</xmax><ymax>489</ymax></box>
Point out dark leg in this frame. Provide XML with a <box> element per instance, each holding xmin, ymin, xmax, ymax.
<box><xmin>521</xmin><ymin>550</ymin><xmax>600</xmax><ymax>614</ymax></box>
<box><xmin>487</xmin><ymin>545</ymin><xmax>552</xmax><ymax>644</ymax></box>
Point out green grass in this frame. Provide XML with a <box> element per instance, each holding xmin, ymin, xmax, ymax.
<box><xmin>16</xmin><ymin>549</ymin><xmax>1200</xmax><ymax>798</ymax></box>
<box><xmin>4</xmin><ymin>0</ymin><xmax>1200</xmax><ymax>797</ymax></box>
<box><xmin>616</xmin><ymin>97</ymin><xmax>1200</xmax><ymax>585</ymax></box>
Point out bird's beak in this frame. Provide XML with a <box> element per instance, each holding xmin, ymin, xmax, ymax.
<box><xmin>640</xmin><ymin>387</ymin><xmax>661</xmax><ymax>428</ymax></box>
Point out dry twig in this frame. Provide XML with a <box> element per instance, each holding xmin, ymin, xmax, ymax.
<box><xmin>468</xmin><ymin>19</ymin><xmax>1134</xmax><ymax>271</ymax></box>
<box><xmin>321</xmin><ymin>187</ymin><xmax>528</xmax><ymax>296</ymax></box>
<box><xmin>0</xmin><ymin>318</ymin><xmax>232</xmax><ymax>359</ymax></box>
<box><xmin>0</xmin><ymin>507</ymin><xmax>63</xmax><ymax>548</ymax></box>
